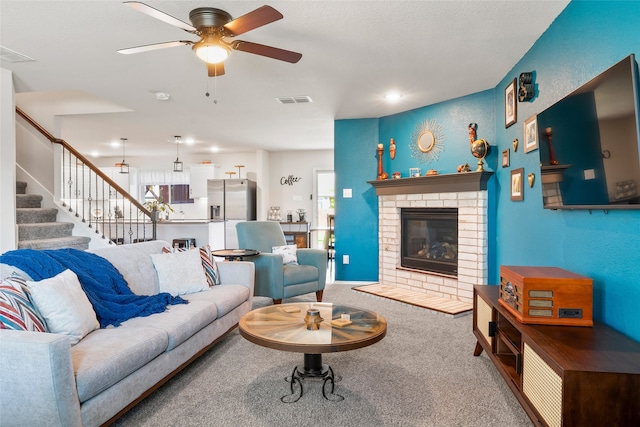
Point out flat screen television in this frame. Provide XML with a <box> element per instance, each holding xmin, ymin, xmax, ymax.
<box><xmin>536</xmin><ymin>54</ymin><xmax>640</xmax><ymax>210</ymax></box>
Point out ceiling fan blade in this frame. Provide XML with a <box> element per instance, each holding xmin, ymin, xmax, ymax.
<box><xmin>118</xmin><ymin>40</ymin><xmax>192</xmax><ymax>55</ymax></box>
<box><xmin>124</xmin><ymin>1</ymin><xmax>195</xmax><ymax>32</ymax></box>
<box><xmin>223</xmin><ymin>5</ymin><xmax>283</xmax><ymax>36</ymax></box>
<box><xmin>231</xmin><ymin>41</ymin><xmax>302</xmax><ymax>63</ymax></box>
<box><xmin>208</xmin><ymin>62</ymin><xmax>225</xmax><ymax>77</ymax></box>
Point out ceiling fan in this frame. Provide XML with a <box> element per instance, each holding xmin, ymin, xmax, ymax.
<box><xmin>117</xmin><ymin>1</ymin><xmax>302</xmax><ymax>77</ymax></box>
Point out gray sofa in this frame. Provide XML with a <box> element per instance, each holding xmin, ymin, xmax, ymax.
<box><xmin>0</xmin><ymin>240</ymin><xmax>254</xmax><ymax>427</ymax></box>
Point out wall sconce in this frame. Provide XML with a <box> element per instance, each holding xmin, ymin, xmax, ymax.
<box><xmin>173</xmin><ymin>136</ymin><xmax>183</xmax><ymax>172</ymax></box>
<box><xmin>518</xmin><ymin>72</ymin><xmax>535</xmax><ymax>102</ymax></box>
<box><xmin>119</xmin><ymin>138</ymin><xmax>129</xmax><ymax>174</ymax></box>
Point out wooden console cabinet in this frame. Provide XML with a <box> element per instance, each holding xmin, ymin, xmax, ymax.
<box><xmin>473</xmin><ymin>285</ymin><xmax>640</xmax><ymax>427</ymax></box>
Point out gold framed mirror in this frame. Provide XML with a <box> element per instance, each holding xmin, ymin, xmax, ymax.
<box><xmin>417</xmin><ymin>131</ymin><xmax>436</xmax><ymax>152</ymax></box>
<box><xmin>410</xmin><ymin>118</ymin><xmax>446</xmax><ymax>165</ymax></box>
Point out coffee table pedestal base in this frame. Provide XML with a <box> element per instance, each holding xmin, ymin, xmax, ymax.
<box><xmin>281</xmin><ymin>354</ymin><xmax>344</xmax><ymax>403</ymax></box>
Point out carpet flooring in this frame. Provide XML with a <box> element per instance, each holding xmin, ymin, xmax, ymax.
<box><xmin>114</xmin><ymin>283</ymin><xmax>533</xmax><ymax>427</ymax></box>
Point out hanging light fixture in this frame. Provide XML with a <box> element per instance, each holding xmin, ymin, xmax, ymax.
<box><xmin>119</xmin><ymin>138</ymin><xmax>129</xmax><ymax>174</ymax></box>
<box><xmin>173</xmin><ymin>136</ymin><xmax>184</xmax><ymax>172</ymax></box>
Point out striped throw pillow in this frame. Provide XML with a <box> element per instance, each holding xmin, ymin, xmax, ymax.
<box><xmin>162</xmin><ymin>245</ymin><xmax>220</xmax><ymax>286</ymax></box>
<box><xmin>0</xmin><ymin>275</ymin><xmax>47</xmax><ymax>332</ymax></box>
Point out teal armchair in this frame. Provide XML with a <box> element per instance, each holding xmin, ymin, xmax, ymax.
<box><xmin>236</xmin><ymin>221</ymin><xmax>327</xmax><ymax>304</ymax></box>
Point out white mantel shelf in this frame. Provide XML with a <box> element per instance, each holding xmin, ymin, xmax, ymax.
<box><xmin>368</xmin><ymin>171</ymin><xmax>494</xmax><ymax>196</ymax></box>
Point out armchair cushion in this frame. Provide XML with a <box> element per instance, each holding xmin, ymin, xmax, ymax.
<box><xmin>283</xmin><ymin>264</ymin><xmax>317</xmax><ymax>286</ymax></box>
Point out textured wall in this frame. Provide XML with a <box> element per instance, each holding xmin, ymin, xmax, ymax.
<box><xmin>492</xmin><ymin>1</ymin><xmax>640</xmax><ymax>341</ymax></box>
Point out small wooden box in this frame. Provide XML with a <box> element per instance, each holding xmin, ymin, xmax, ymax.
<box><xmin>498</xmin><ymin>265</ymin><xmax>593</xmax><ymax>327</ymax></box>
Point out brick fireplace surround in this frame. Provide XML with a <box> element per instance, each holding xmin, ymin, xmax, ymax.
<box><xmin>369</xmin><ymin>172</ymin><xmax>493</xmax><ymax>304</ymax></box>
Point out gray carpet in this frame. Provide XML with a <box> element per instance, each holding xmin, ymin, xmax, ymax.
<box><xmin>114</xmin><ymin>283</ymin><xmax>533</xmax><ymax>427</ymax></box>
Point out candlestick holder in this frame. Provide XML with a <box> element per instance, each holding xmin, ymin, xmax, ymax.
<box><xmin>377</xmin><ymin>147</ymin><xmax>388</xmax><ymax>180</ymax></box>
<box><xmin>544</xmin><ymin>127</ymin><xmax>559</xmax><ymax>165</ymax></box>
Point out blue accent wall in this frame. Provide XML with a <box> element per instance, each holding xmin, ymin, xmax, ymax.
<box><xmin>334</xmin><ymin>119</ymin><xmax>379</xmax><ymax>281</ymax></box>
<box><xmin>335</xmin><ymin>1</ymin><xmax>640</xmax><ymax>341</ymax></box>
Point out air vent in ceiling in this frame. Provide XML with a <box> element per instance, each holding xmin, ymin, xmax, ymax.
<box><xmin>0</xmin><ymin>46</ymin><xmax>35</xmax><ymax>63</ymax></box>
<box><xmin>276</xmin><ymin>95</ymin><xmax>313</xmax><ymax>104</ymax></box>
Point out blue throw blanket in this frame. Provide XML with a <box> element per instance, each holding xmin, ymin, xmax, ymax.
<box><xmin>0</xmin><ymin>248</ymin><xmax>187</xmax><ymax>328</ymax></box>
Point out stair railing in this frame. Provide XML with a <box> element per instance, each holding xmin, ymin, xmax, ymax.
<box><xmin>16</xmin><ymin>107</ymin><xmax>156</xmax><ymax>245</ymax></box>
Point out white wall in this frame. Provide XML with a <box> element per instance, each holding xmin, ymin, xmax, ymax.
<box><xmin>267</xmin><ymin>150</ymin><xmax>333</xmax><ymax>225</ymax></box>
<box><xmin>0</xmin><ymin>68</ymin><xmax>17</xmax><ymax>252</ymax></box>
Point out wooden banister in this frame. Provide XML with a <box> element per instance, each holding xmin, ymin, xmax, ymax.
<box><xmin>16</xmin><ymin>107</ymin><xmax>151</xmax><ymax>216</ymax></box>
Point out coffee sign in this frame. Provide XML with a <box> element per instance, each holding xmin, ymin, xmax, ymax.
<box><xmin>280</xmin><ymin>175</ymin><xmax>302</xmax><ymax>186</ymax></box>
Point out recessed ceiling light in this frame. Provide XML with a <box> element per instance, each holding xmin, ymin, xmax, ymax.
<box><xmin>155</xmin><ymin>92</ymin><xmax>170</xmax><ymax>101</ymax></box>
<box><xmin>110</xmin><ymin>140</ymin><xmax>120</xmax><ymax>148</ymax></box>
<box><xmin>210</xmin><ymin>146</ymin><xmax>219</xmax><ymax>153</ymax></box>
<box><xmin>384</xmin><ymin>92</ymin><xmax>403</xmax><ymax>103</ymax></box>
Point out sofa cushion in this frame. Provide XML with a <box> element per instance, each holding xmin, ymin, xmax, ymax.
<box><xmin>150</xmin><ymin>250</ymin><xmax>209</xmax><ymax>296</ymax></box>
<box><xmin>283</xmin><ymin>264</ymin><xmax>318</xmax><ymax>286</ymax></box>
<box><xmin>0</xmin><ymin>275</ymin><xmax>47</xmax><ymax>332</ymax></box>
<box><xmin>27</xmin><ymin>269</ymin><xmax>99</xmax><ymax>345</ymax></box>
<box><xmin>185</xmin><ymin>285</ymin><xmax>250</xmax><ymax>318</ymax></box>
<box><xmin>72</xmin><ymin>326</ymin><xmax>168</xmax><ymax>402</ymax></box>
<box><xmin>90</xmin><ymin>241</ymin><xmax>168</xmax><ymax>296</ymax></box>
<box><xmin>119</xmin><ymin>300</ymin><xmax>217</xmax><ymax>350</ymax></box>
<box><xmin>162</xmin><ymin>245</ymin><xmax>221</xmax><ymax>286</ymax></box>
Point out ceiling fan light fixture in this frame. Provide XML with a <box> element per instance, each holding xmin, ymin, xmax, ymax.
<box><xmin>194</xmin><ymin>43</ymin><xmax>229</xmax><ymax>64</ymax></box>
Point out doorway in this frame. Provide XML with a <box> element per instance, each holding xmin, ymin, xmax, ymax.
<box><xmin>313</xmin><ymin>169</ymin><xmax>335</xmax><ymax>247</ymax></box>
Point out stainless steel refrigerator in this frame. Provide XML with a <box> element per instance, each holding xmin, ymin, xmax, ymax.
<box><xmin>207</xmin><ymin>179</ymin><xmax>257</xmax><ymax>249</ymax></box>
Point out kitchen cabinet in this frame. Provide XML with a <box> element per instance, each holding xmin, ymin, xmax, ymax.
<box><xmin>189</xmin><ymin>165</ymin><xmax>215</xmax><ymax>198</ymax></box>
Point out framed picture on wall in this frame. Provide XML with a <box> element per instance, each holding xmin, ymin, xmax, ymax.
<box><xmin>502</xmin><ymin>149</ymin><xmax>510</xmax><ymax>168</ymax></box>
<box><xmin>524</xmin><ymin>115</ymin><xmax>539</xmax><ymax>153</ymax></box>
<box><xmin>511</xmin><ymin>168</ymin><xmax>524</xmax><ymax>201</ymax></box>
<box><xmin>505</xmin><ymin>78</ymin><xmax>517</xmax><ymax>128</ymax></box>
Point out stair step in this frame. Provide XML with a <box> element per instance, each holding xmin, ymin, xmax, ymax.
<box><xmin>17</xmin><ymin>236</ymin><xmax>91</xmax><ymax>251</ymax></box>
<box><xmin>18</xmin><ymin>222</ymin><xmax>74</xmax><ymax>241</ymax></box>
<box><xmin>16</xmin><ymin>208</ymin><xmax>58</xmax><ymax>224</ymax></box>
<box><xmin>16</xmin><ymin>194</ymin><xmax>43</xmax><ymax>208</ymax></box>
<box><xmin>16</xmin><ymin>181</ymin><xmax>27</xmax><ymax>195</ymax></box>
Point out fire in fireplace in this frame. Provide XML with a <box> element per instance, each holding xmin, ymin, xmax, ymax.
<box><xmin>400</xmin><ymin>208</ymin><xmax>458</xmax><ymax>276</ymax></box>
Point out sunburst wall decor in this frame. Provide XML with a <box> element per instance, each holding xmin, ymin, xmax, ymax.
<box><xmin>409</xmin><ymin>118</ymin><xmax>446</xmax><ymax>166</ymax></box>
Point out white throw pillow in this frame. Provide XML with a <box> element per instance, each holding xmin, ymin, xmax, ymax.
<box><xmin>27</xmin><ymin>269</ymin><xmax>99</xmax><ymax>345</ymax></box>
<box><xmin>272</xmin><ymin>244</ymin><xmax>299</xmax><ymax>265</ymax></box>
<box><xmin>150</xmin><ymin>249</ymin><xmax>209</xmax><ymax>296</ymax></box>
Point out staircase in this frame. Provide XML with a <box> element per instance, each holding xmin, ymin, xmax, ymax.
<box><xmin>16</xmin><ymin>181</ymin><xmax>91</xmax><ymax>250</ymax></box>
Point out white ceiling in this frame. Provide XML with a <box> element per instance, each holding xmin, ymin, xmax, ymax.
<box><xmin>0</xmin><ymin>0</ymin><xmax>569</xmax><ymax>159</ymax></box>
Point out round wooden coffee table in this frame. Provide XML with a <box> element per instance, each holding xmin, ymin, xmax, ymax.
<box><xmin>238</xmin><ymin>302</ymin><xmax>387</xmax><ymax>402</ymax></box>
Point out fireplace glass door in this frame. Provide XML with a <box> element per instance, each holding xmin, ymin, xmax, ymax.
<box><xmin>401</xmin><ymin>208</ymin><xmax>458</xmax><ymax>276</ymax></box>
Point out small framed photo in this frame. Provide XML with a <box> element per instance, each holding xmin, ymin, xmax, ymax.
<box><xmin>502</xmin><ymin>149</ymin><xmax>510</xmax><ymax>168</ymax></box>
<box><xmin>524</xmin><ymin>115</ymin><xmax>539</xmax><ymax>153</ymax></box>
<box><xmin>511</xmin><ymin>168</ymin><xmax>524</xmax><ymax>201</ymax></box>
<box><xmin>505</xmin><ymin>78</ymin><xmax>517</xmax><ymax>128</ymax></box>
<box><xmin>409</xmin><ymin>167</ymin><xmax>421</xmax><ymax>177</ymax></box>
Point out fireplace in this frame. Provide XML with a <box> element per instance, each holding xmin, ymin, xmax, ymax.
<box><xmin>401</xmin><ymin>208</ymin><xmax>458</xmax><ymax>276</ymax></box>
<box><xmin>369</xmin><ymin>172</ymin><xmax>492</xmax><ymax>304</ymax></box>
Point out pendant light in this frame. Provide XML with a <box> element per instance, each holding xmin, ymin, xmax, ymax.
<box><xmin>173</xmin><ymin>136</ymin><xmax>183</xmax><ymax>172</ymax></box>
<box><xmin>119</xmin><ymin>138</ymin><xmax>129</xmax><ymax>174</ymax></box>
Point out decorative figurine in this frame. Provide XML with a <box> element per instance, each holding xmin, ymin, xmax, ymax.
<box><xmin>389</xmin><ymin>138</ymin><xmax>396</xmax><ymax>160</ymax></box>
<box><xmin>468</xmin><ymin>123</ymin><xmax>490</xmax><ymax>171</ymax></box>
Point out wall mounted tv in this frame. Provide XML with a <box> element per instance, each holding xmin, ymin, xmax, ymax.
<box><xmin>537</xmin><ymin>54</ymin><xmax>640</xmax><ymax>210</ymax></box>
